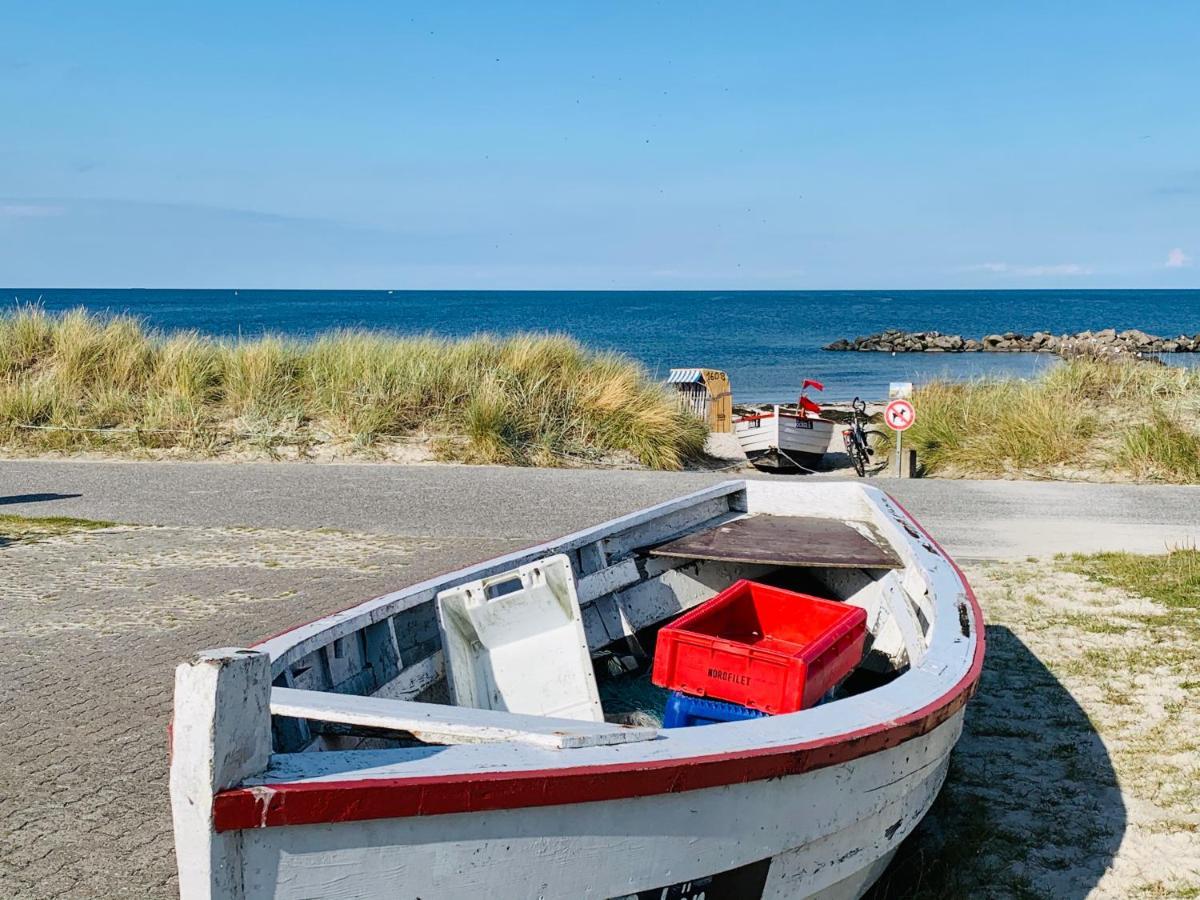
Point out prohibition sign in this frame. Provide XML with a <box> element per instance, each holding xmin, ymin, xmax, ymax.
<box><xmin>884</xmin><ymin>399</ymin><xmax>916</xmax><ymax>431</ymax></box>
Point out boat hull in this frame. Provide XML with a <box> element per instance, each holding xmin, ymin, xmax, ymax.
<box><xmin>743</xmin><ymin>447</ymin><xmax>826</xmax><ymax>472</ymax></box>
<box><xmin>171</xmin><ymin>481</ymin><xmax>984</xmax><ymax>900</ymax></box>
<box><xmin>238</xmin><ymin>713</ymin><xmax>962</xmax><ymax>900</ymax></box>
<box><xmin>734</xmin><ymin>407</ymin><xmax>835</xmax><ymax>471</ymax></box>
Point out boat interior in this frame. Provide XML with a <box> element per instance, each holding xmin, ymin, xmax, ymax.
<box><xmin>260</xmin><ymin>482</ymin><xmax>948</xmax><ymax>757</ymax></box>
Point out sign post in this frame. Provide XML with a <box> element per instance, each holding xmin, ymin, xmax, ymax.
<box><xmin>884</xmin><ymin>398</ymin><xmax>916</xmax><ymax>477</ymax></box>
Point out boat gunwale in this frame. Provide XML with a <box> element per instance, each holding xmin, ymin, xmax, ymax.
<box><xmin>252</xmin><ymin>480</ymin><xmax>749</xmax><ymax>672</ymax></box>
<box><xmin>212</xmin><ymin>491</ymin><xmax>984</xmax><ymax>833</ymax></box>
<box><xmin>731</xmin><ymin>410</ymin><xmax>837</xmax><ymax>426</ymax></box>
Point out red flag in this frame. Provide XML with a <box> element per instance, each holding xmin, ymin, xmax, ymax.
<box><xmin>800</xmin><ymin>395</ymin><xmax>823</xmax><ymax>415</ymax></box>
<box><xmin>802</xmin><ymin>379</ymin><xmax>824</xmax><ymax>392</ymax></box>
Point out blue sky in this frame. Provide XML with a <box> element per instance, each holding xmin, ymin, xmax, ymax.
<box><xmin>2</xmin><ymin>2</ymin><xmax>1198</xmax><ymax>289</ymax></box>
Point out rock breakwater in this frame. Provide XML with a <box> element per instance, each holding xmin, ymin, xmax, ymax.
<box><xmin>824</xmin><ymin>328</ymin><xmax>1200</xmax><ymax>355</ymax></box>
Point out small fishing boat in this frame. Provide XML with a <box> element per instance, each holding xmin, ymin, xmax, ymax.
<box><xmin>734</xmin><ymin>379</ymin><xmax>837</xmax><ymax>471</ymax></box>
<box><xmin>170</xmin><ymin>480</ymin><xmax>983</xmax><ymax>900</ymax></box>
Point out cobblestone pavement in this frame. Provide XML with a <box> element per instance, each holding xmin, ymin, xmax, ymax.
<box><xmin>0</xmin><ymin>523</ymin><xmax>519</xmax><ymax>899</ymax></box>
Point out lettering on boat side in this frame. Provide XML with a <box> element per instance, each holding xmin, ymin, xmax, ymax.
<box><xmin>610</xmin><ymin>857</ymin><xmax>771</xmax><ymax>900</ymax></box>
<box><xmin>707</xmin><ymin>668</ymin><xmax>751</xmax><ymax>686</ymax></box>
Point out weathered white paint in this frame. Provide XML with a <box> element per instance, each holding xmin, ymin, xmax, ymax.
<box><xmin>372</xmin><ymin>650</ymin><xmax>443</xmax><ymax>701</ymax></box>
<box><xmin>270</xmin><ymin>686</ymin><xmax>657</xmax><ymax>750</ymax></box>
<box><xmin>610</xmin><ymin>559</ymin><xmax>775</xmax><ymax>635</ymax></box>
<box><xmin>760</xmin><ymin>749</ymin><xmax>948</xmax><ymax>898</ymax></box>
<box><xmin>787</xmin><ymin>850</ymin><xmax>899</xmax><ymax>900</ymax></box>
<box><xmin>734</xmin><ymin>407</ymin><xmax>836</xmax><ymax>459</ymax></box>
<box><xmin>170</xmin><ymin>649</ymin><xmax>271</xmax><ymax>900</ymax></box>
<box><xmin>878</xmin><ymin>570</ymin><xmax>928</xmax><ymax>666</ymax></box>
<box><xmin>782</xmin><ymin>726</ymin><xmax>950</xmax><ymax>895</ymax></box>
<box><xmin>600</xmin><ymin>496</ymin><xmax>739</xmax><ymax>561</ymax></box>
<box><xmin>238</xmin><ymin>714</ymin><xmax>961</xmax><ymax>900</ymax></box>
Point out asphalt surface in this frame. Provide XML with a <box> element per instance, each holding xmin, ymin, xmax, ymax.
<box><xmin>2</xmin><ymin>459</ymin><xmax>1199</xmax><ymax>560</ymax></box>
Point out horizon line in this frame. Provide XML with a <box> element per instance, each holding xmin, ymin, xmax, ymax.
<box><xmin>5</xmin><ymin>286</ymin><xmax>1200</xmax><ymax>294</ymax></box>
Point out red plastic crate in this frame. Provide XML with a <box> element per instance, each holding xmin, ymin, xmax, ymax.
<box><xmin>651</xmin><ymin>580</ymin><xmax>868</xmax><ymax>714</ymax></box>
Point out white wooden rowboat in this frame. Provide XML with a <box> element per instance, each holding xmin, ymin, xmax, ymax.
<box><xmin>733</xmin><ymin>405</ymin><xmax>837</xmax><ymax>471</ymax></box>
<box><xmin>170</xmin><ymin>480</ymin><xmax>983</xmax><ymax>900</ymax></box>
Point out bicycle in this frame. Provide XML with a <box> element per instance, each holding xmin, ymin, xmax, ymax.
<box><xmin>842</xmin><ymin>397</ymin><xmax>886</xmax><ymax>477</ymax></box>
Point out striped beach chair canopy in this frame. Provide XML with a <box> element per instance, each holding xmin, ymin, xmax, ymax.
<box><xmin>667</xmin><ymin>368</ymin><xmax>706</xmax><ymax>384</ymax></box>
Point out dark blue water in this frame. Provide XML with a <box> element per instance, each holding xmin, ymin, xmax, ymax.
<box><xmin>6</xmin><ymin>289</ymin><xmax>1200</xmax><ymax>402</ymax></box>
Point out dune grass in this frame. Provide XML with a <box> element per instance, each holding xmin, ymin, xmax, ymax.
<box><xmin>897</xmin><ymin>358</ymin><xmax>1200</xmax><ymax>482</ymax></box>
<box><xmin>1116</xmin><ymin>415</ymin><xmax>1200</xmax><ymax>483</ymax></box>
<box><xmin>0</xmin><ymin>307</ymin><xmax>707</xmax><ymax>469</ymax></box>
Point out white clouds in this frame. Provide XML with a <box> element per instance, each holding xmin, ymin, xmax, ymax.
<box><xmin>1165</xmin><ymin>248</ymin><xmax>1192</xmax><ymax>268</ymax></box>
<box><xmin>966</xmin><ymin>262</ymin><xmax>1092</xmax><ymax>277</ymax></box>
<box><xmin>1023</xmin><ymin>264</ymin><xmax>1092</xmax><ymax>276</ymax></box>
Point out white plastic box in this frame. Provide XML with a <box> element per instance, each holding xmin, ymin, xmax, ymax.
<box><xmin>435</xmin><ymin>554</ymin><xmax>603</xmax><ymax>722</ymax></box>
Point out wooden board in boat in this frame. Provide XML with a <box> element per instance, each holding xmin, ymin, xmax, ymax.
<box><xmin>649</xmin><ymin>514</ymin><xmax>903</xmax><ymax>570</ymax></box>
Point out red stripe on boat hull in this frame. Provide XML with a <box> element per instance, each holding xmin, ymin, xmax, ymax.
<box><xmin>214</xmin><ymin>496</ymin><xmax>984</xmax><ymax>832</ymax></box>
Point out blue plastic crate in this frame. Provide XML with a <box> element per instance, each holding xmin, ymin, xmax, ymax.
<box><xmin>662</xmin><ymin>691</ymin><xmax>770</xmax><ymax>728</ymax></box>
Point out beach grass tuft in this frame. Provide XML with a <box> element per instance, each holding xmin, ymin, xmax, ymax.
<box><xmin>1116</xmin><ymin>414</ymin><xmax>1200</xmax><ymax>483</ymax></box>
<box><xmin>0</xmin><ymin>307</ymin><xmax>707</xmax><ymax>469</ymax></box>
<box><xmin>1062</xmin><ymin>548</ymin><xmax>1200</xmax><ymax>612</ymax></box>
<box><xmin>899</xmin><ymin>358</ymin><xmax>1200</xmax><ymax>481</ymax></box>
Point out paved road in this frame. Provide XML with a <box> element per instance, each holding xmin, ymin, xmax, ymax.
<box><xmin>2</xmin><ymin>459</ymin><xmax>1199</xmax><ymax>559</ymax></box>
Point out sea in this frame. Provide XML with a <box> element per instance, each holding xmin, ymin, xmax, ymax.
<box><xmin>5</xmin><ymin>289</ymin><xmax>1200</xmax><ymax>403</ymax></box>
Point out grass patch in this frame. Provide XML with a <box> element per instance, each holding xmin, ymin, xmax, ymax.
<box><xmin>1133</xmin><ymin>884</ymin><xmax>1200</xmax><ymax>899</ymax></box>
<box><xmin>1061</xmin><ymin>550</ymin><xmax>1200</xmax><ymax>613</ymax></box>
<box><xmin>0</xmin><ymin>513</ymin><xmax>116</xmax><ymax>544</ymax></box>
<box><xmin>897</xmin><ymin>358</ymin><xmax>1200</xmax><ymax>481</ymax></box>
<box><xmin>1047</xmin><ymin>612</ymin><xmax>1132</xmax><ymax>635</ymax></box>
<box><xmin>1117</xmin><ymin>414</ymin><xmax>1200</xmax><ymax>482</ymax></box>
<box><xmin>0</xmin><ymin>307</ymin><xmax>707</xmax><ymax>469</ymax></box>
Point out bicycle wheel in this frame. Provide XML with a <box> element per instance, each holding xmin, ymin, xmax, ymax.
<box><xmin>843</xmin><ymin>430</ymin><xmax>867</xmax><ymax>477</ymax></box>
<box><xmin>862</xmin><ymin>428</ymin><xmax>889</xmax><ymax>458</ymax></box>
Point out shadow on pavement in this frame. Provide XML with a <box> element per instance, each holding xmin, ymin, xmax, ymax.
<box><xmin>0</xmin><ymin>492</ymin><xmax>83</xmax><ymax>506</ymax></box>
<box><xmin>867</xmin><ymin>625</ymin><xmax>1126</xmax><ymax>899</ymax></box>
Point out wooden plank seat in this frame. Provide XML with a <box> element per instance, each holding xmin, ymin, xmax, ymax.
<box><xmin>271</xmin><ymin>687</ymin><xmax>658</xmax><ymax>750</ymax></box>
<box><xmin>649</xmin><ymin>514</ymin><xmax>902</xmax><ymax>570</ymax></box>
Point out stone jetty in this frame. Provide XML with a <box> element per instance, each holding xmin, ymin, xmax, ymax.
<box><xmin>824</xmin><ymin>328</ymin><xmax>1200</xmax><ymax>355</ymax></box>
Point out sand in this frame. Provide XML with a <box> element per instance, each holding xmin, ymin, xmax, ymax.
<box><xmin>874</xmin><ymin>560</ymin><xmax>1199</xmax><ymax>898</ymax></box>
